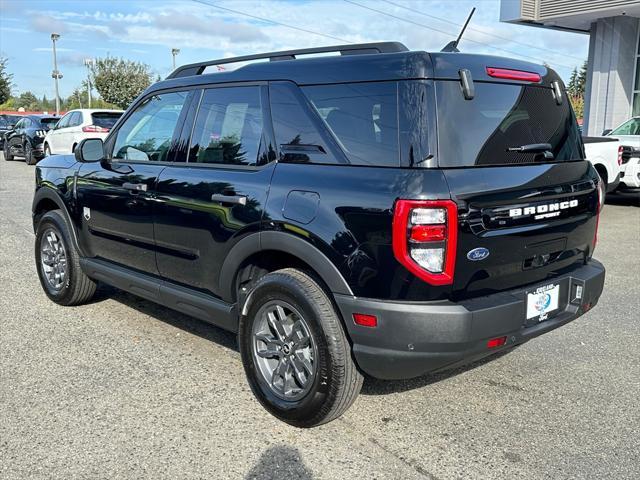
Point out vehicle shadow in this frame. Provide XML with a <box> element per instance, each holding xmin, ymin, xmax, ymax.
<box><xmin>90</xmin><ymin>283</ymin><xmax>239</xmax><ymax>353</ymax></box>
<box><xmin>245</xmin><ymin>445</ymin><xmax>314</xmax><ymax>480</ymax></box>
<box><xmin>88</xmin><ymin>284</ymin><xmax>516</xmax><ymax>396</ymax></box>
<box><xmin>360</xmin><ymin>348</ymin><xmax>516</xmax><ymax>396</ymax></box>
<box><xmin>605</xmin><ymin>191</ymin><xmax>640</xmax><ymax>206</ymax></box>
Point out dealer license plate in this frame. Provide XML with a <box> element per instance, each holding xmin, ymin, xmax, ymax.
<box><xmin>526</xmin><ymin>283</ymin><xmax>560</xmax><ymax>322</ymax></box>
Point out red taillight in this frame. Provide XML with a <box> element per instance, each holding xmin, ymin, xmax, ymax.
<box><xmin>487</xmin><ymin>336</ymin><xmax>507</xmax><ymax>349</ymax></box>
<box><xmin>353</xmin><ymin>313</ymin><xmax>377</xmax><ymax>328</ymax></box>
<box><xmin>593</xmin><ymin>180</ymin><xmax>604</xmax><ymax>252</ymax></box>
<box><xmin>82</xmin><ymin>125</ymin><xmax>109</xmax><ymax>133</ymax></box>
<box><xmin>486</xmin><ymin>67</ymin><xmax>542</xmax><ymax>83</ymax></box>
<box><xmin>410</xmin><ymin>224</ymin><xmax>446</xmax><ymax>242</ymax></box>
<box><xmin>617</xmin><ymin>146</ymin><xmax>623</xmax><ymax>166</ymax></box>
<box><xmin>392</xmin><ymin>199</ymin><xmax>458</xmax><ymax>286</ymax></box>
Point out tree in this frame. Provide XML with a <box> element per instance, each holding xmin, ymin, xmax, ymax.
<box><xmin>90</xmin><ymin>56</ymin><xmax>153</xmax><ymax>109</ymax></box>
<box><xmin>567</xmin><ymin>67</ymin><xmax>579</xmax><ymax>97</ymax></box>
<box><xmin>576</xmin><ymin>61</ymin><xmax>588</xmax><ymax>97</ymax></box>
<box><xmin>0</xmin><ymin>57</ymin><xmax>13</xmax><ymax>104</ymax></box>
<box><xmin>16</xmin><ymin>91</ymin><xmax>39</xmax><ymax>110</ymax></box>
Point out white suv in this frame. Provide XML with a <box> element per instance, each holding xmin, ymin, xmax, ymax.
<box><xmin>43</xmin><ymin>109</ymin><xmax>123</xmax><ymax>155</ymax></box>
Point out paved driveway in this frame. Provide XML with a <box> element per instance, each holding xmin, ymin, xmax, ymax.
<box><xmin>1</xmin><ymin>154</ymin><xmax>638</xmax><ymax>479</ymax></box>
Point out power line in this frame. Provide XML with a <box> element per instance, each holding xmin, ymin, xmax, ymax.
<box><xmin>192</xmin><ymin>0</ymin><xmax>350</xmax><ymax>44</ymax></box>
<box><xmin>380</xmin><ymin>0</ymin><xmax>584</xmax><ymax>62</ymax></box>
<box><xmin>343</xmin><ymin>0</ymin><xmax>576</xmax><ymax>70</ymax></box>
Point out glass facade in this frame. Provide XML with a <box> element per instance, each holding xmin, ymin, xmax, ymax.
<box><xmin>634</xmin><ymin>31</ymin><xmax>640</xmax><ymax>116</ymax></box>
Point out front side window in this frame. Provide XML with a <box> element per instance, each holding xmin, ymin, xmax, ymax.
<box><xmin>610</xmin><ymin>118</ymin><xmax>640</xmax><ymax>136</ymax></box>
<box><xmin>69</xmin><ymin>112</ymin><xmax>82</xmax><ymax>127</ymax></box>
<box><xmin>303</xmin><ymin>82</ymin><xmax>399</xmax><ymax>166</ymax></box>
<box><xmin>189</xmin><ymin>86</ymin><xmax>263</xmax><ymax>166</ymax></box>
<box><xmin>56</xmin><ymin>113</ymin><xmax>71</xmax><ymax>129</ymax></box>
<box><xmin>112</xmin><ymin>91</ymin><xmax>189</xmax><ymax>162</ymax></box>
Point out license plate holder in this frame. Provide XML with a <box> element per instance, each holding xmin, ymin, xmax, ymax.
<box><xmin>526</xmin><ymin>283</ymin><xmax>560</xmax><ymax>323</ymax></box>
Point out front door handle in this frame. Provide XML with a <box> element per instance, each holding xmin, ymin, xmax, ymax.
<box><xmin>123</xmin><ymin>182</ymin><xmax>148</xmax><ymax>193</ymax></box>
<box><xmin>211</xmin><ymin>193</ymin><xmax>247</xmax><ymax>206</ymax></box>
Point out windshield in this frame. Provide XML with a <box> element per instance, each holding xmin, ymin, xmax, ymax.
<box><xmin>40</xmin><ymin>118</ymin><xmax>59</xmax><ymax>130</ymax></box>
<box><xmin>610</xmin><ymin>118</ymin><xmax>640</xmax><ymax>136</ymax></box>
<box><xmin>435</xmin><ymin>81</ymin><xmax>584</xmax><ymax>167</ymax></box>
<box><xmin>91</xmin><ymin>112</ymin><xmax>122</xmax><ymax>129</ymax></box>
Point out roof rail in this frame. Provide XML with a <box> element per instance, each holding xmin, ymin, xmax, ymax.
<box><xmin>166</xmin><ymin>42</ymin><xmax>409</xmax><ymax>79</ymax></box>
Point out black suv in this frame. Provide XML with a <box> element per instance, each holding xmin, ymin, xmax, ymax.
<box><xmin>33</xmin><ymin>42</ymin><xmax>605</xmax><ymax>427</ymax></box>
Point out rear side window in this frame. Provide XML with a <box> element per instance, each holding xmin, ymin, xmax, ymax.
<box><xmin>435</xmin><ymin>81</ymin><xmax>584</xmax><ymax>167</ymax></box>
<box><xmin>189</xmin><ymin>86</ymin><xmax>263</xmax><ymax>166</ymax></box>
<box><xmin>92</xmin><ymin>112</ymin><xmax>122</xmax><ymax>129</ymax></box>
<box><xmin>303</xmin><ymin>82</ymin><xmax>399</xmax><ymax>167</ymax></box>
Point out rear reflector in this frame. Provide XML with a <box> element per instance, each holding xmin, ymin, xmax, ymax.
<box><xmin>486</xmin><ymin>67</ymin><xmax>541</xmax><ymax>83</ymax></box>
<box><xmin>487</xmin><ymin>336</ymin><xmax>507</xmax><ymax>348</ymax></box>
<box><xmin>353</xmin><ymin>313</ymin><xmax>377</xmax><ymax>328</ymax></box>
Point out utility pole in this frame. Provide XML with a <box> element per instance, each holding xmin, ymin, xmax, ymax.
<box><xmin>50</xmin><ymin>33</ymin><xmax>62</xmax><ymax>115</ymax></box>
<box><xmin>83</xmin><ymin>58</ymin><xmax>94</xmax><ymax>109</ymax></box>
<box><xmin>171</xmin><ymin>48</ymin><xmax>180</xmax><ymax>70</ymax></box>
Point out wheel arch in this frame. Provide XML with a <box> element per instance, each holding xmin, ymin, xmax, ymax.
<box><xmin>32</xmin><ymin>187</ymin><xmax>83</xmax><ymax>254</ymax></box>
<box><xmin>219</xmin><ymin>231</ymin><xmax>353</xmax><ymax>306</ymax></box>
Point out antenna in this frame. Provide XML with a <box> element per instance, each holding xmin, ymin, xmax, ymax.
<box><xmin>441</xmin><ymin>7</ymin><xmax>476</xmax><ymax>53</ymax></box>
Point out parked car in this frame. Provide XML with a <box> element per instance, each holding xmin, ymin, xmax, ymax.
<box><xmin>582</xmin><ymin>136</ymin><xmax>626</xmax><ymax>194</ymax></box>
<box><xmin>0</xmin><ymin>114</ymin><xmax>22</xmax><ymax>149</ymax></box>
<box><xmin>43</xmin><ymin>109</ymin><xmax>123</xmax><ymax>155</ymax></box>
<box><xmin>619</xmin><ymin>147</ymin><xmax>640</xmax><ymax>191</ymax></box>
<box><xmin>32</xmin><ymin>42</ymin><xmax>605</xmax><ymax>427</ymax></box>
<box><xmin>4</xmin><ymin>115</ymin><xmax>59</xmax><ymax>164</ymax></box>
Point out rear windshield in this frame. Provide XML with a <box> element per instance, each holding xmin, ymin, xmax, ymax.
<box><xmin>91</xmin><ymin>112</ymin><xmax>122</xmax><ymax>129</ymax></box>
<box><xmin>40</xmin><ymin>118</ymin><xmax>59</xmax><ymax>129</ymax></box>
<box><xmin>435</xmin><ymin>81</ymin><xmax>584</xmax><ymax>167</ymax></box>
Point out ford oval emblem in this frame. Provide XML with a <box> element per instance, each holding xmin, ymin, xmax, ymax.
<box><xmin>467</xmin><ymin>247</ymin><xmax>490</xmax><ymax>261</ymax></box>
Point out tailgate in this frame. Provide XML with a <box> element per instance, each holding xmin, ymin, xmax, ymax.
<box><xmin>443</xmin><ymin>161</ymin><xmax>599</xmax><ymax>299</ymax></box>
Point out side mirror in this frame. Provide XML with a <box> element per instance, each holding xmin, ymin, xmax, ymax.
<box><xmin>602</xmin><ymin>129</ymin><xmax>612</xmax><ymax>136</ymax></box>
<box><xmin>75</xmin><ymin>138</ymin><xmax>104</xmax><ymax>162</ymax></box>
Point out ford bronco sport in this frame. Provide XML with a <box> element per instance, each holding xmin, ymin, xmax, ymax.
<box><xmin>33</xmin><ymin>42</ymin><xmax>605</xmax><ymax>427</ymax></box>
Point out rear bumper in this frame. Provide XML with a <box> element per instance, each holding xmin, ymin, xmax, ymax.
<box><xmin>619</xmin><ymin>158</ymin><xmax>640</xmax><ymax>189</ymax></box>
<box><xmin>335</xmin><ymin>259</ymin><xmax>605</xmax><ymax>380</ymax></box>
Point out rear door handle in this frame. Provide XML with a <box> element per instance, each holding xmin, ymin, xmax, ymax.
<box><xmin>123</xmin><ymin>182</ymin><xmax>148</xmax><ymax>193</ymax></box>
<box><xmin>211</xmin><ymin>193</ymin><xmax>247</xmax><ymax>205</ymax></box>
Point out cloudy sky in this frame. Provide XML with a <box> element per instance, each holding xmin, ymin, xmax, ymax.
<box><xmin>0</xmin><ymin>0</ymin><xmax>589</xmax><ymax>99</ymax></box>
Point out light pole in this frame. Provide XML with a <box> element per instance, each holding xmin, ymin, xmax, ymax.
<box><xmin>83</xmin><ymin>58</ymin><xmax>94</xmax><ymax>109</ymax></box>
<box><xmin>50</xmin><ymin>33</ymin><xmax>62</xmax><ymax>115</ymax></box>
<box><xmin>171</xmin><ymin>48</ymin><xmax>180</xmax><ymax>70</ymax></box>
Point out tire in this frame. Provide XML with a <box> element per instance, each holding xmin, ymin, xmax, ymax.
<box><xmin>4</xmin><ymin>143</ymin><xmax>13</xmax><ymax>160</ymax></box>
<box><xmin>35</xmin><ymin>210</ymin><xmax>97</xmax><ymax>306</ymax></box>
<box><xmin>239</xmin><ymin>268</ymin><xmax>363</xmax><ymax>427</ymax></box>
<box><xmin>25</xmin><ymin>142</ymin><xmax>36</xmax><ymax>165</ymax></box>
<box><xmin>44</xmin><ymin>144</ymin><xmax>51</xmax><ymax>157</ymax></box>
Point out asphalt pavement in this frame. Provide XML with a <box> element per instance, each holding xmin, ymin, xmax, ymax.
<box><xmin>1</xmin><ymin>153</ymin><xmax>639</xmax><ymax>479</ymax></box>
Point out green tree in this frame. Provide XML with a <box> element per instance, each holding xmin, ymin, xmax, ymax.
<box><xmin>90</xmin><ymin>56</ymin><xmax>153</xmax><ymax>109</ymax></box>
<box><xmin>567</xmin><ymin>67</ymin><xmax>578</xmax><ymax>97</ymax></box>
<box><xmin>576</xmin><ymin>61</ymin><xmax>588</xmax><ymax>97</ymax></box>
<box><xmin>0</xmin><ymin>57</ymin><xmax>13</xmax><ymax>104</ymax></box>
<box><xmin>16</xmin><ymin>91</ymin><xmax>40</xmax><ymax>110</ymax></box>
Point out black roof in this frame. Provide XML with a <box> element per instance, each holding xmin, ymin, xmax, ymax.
<box><xmin>149</xmin><ymin>41</ymin><xmax>561</xmax><ymax>95</ymax></box>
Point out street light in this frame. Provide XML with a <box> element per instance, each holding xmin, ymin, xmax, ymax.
<box><xmin>83</xmin><ymin>58</ymin><xmax>95</xmax><ymax>109</ymax></box>
<box><xmin>50</xmin><ymin>33</ymin><xmax>63</xmax><ymax>115</ymax></box>
<box><xmin>171</xmin><ymin>48</ymin><xmax>180</xmax><ymax>70</ymax></box>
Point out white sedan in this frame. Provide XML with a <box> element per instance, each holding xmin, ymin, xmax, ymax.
<box><xmin>43</xmin><ymin>109</ymin><xmax>123</xmax><ymax>155</ymax></box>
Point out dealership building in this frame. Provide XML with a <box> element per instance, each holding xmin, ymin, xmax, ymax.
<box><xmin>501</xmin><ymin>0</ymin><xmax>640</xmax><ymax>136</ymax></box>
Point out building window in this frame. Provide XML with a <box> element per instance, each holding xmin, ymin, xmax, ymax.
<box><xmin>634</xmin><ymin>29</ymin><xmax>640</xmax><ymax>116</ymax></box>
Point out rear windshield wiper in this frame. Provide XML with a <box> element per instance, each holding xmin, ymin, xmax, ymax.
<box><xmin>506</xmin><ymin>143</ymin><xmax>554</xmax><ymax>159</ymax></box>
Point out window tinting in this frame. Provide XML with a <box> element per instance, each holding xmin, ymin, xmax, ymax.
<box><xmin>436</xmin><ymin>81</ymin><xmax>584</xmax><ymax>167</ymax></box>
<box><xmin>91</xmin><ymin>112</ymin><xmax>122</xmax><ymax>129</ymax></box>
<box><xmin>303</xmin><ymin>82</ymin><xmax>399</xmax><ymax>166</ymax></box>
<box><xmin>40</xmin><ymin>118</ymin><xmax>59</xmax><ymax>129</ymax></box>
<box><xmin>69</xmin><ymin>112</ymin><xmax>82</xmax><ymax>127</ymax></box>
<box><xmin>270</xmin><ymin>82</ymin><xmax>339</xmax><ymax>164</ymax></box>
<box><xmin>189</xmin><ymin>87</ymin><xmax>263</xmax><ymax>166</ymax></box>
<box><xmin>112</xmin><ymin>91</ymin><xmax>188</xmax><ymax>162</ymax></box>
